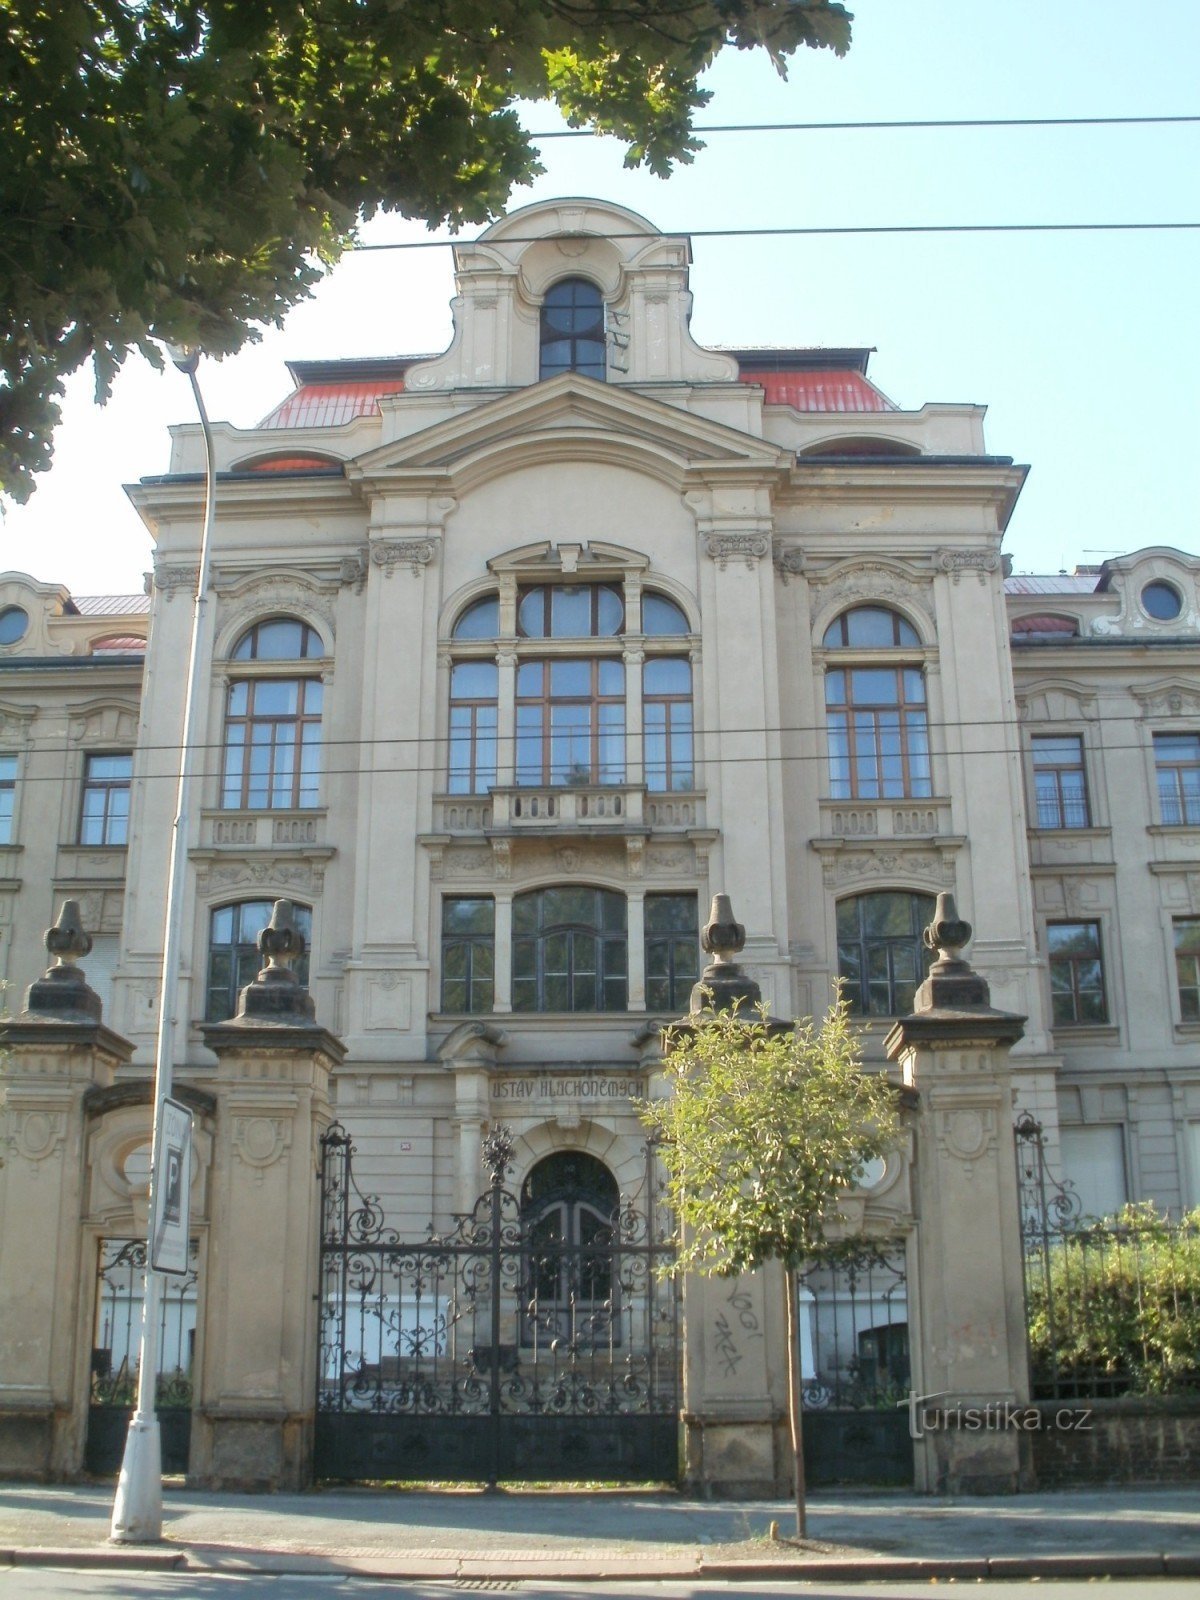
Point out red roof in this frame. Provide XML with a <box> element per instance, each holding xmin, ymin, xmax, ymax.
<box><xmin>738</xmin><ymin>369</ymin><xmax>894</xmax><ymax>411</ymax></box>
<box><xmin>256</xmin><ymin>362</ymin><xmax>893</xmax><ymax>431</ymax></box>
<box><xmin>259</xmin><ymin>380</ymin><xmax>405</xmax><ymax>429</ymax></box>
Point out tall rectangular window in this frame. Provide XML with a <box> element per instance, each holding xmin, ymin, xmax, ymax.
<box><xmin>441</xmin><ymin>898</ymin><xmax>495</xmax><ymax>1014</ymax></box>
<box><xmin>79</xmin><ymin>753</ymin><xmax>133</xmax><ymax>845</ymax></box>
<box><xmin>0</xmin><ymin>753</ymin><xmax>15</xmax><ymax>844</ymax></box>
<box><xmin>448</xmin><ymin>662</ymin><xmax>498</xmax><ymax>794</ymax></box>
<box><xmin>1154</xmin><ymin>732</ymin><xmax>1200</xmax><ymax>825</ymax></box>
<box><xmin>1174</xmin><ymin>917</ymin><xmax>1200</xmax><ymax>1021</ymax></box>
<box><xmin>222</xmin><ymin>678</ymin><xmax>322</xmax><ymax>809</ymax></box>
<box><xmin>1031</xmin><ymin>735</ymin><xmax>1090</xmax><ymax>829</ymax></box>
<box><xmin>826</xmin><ymin>668</ymin><xmax>931</xmax><ymax>800</ymax></box>
<box><xmin>1047</xmin><ymin>920</ymin><xmax>1107</xmax><ymax>1026</ymax></box>
<box><xmin>515</xmin><ymin>659</ymin><xmax>624</xmax><ymax>786</ymax></box>
<box><xmin>645</xmin><ymin>893</ymin><xmax>699</xmax><ymax>1012</ymax></box>
<box><xmin>643</xmin><ymin>659</ymin><xmax>694</xmax><ymax>792</ymax></box>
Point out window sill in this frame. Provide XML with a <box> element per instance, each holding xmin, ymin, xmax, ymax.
<box><xmin>1147</xmin><ymin>823</ymin><xmax>1200</xmax><ymax>836</ymax></box>
<box><xmin>1174</xmin><ymin>1021</ymin><xmax>1200</xmax><ymax>1039</ymax></box>
<box><xmin>1029</xmin><ymin>825</ymin><xmax>1109</xmax><ymax>839</ymax></box>
<box><xmin>1050</xmin><ymin>1024</ymin><xmax>1121</xmax><ymax>1046</ymax></box>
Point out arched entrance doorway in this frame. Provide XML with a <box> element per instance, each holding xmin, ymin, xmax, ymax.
<box><xmin>520</xmin><ymin>1152</ymin><xmax>619</xmax><ymax>1346</ymax></box>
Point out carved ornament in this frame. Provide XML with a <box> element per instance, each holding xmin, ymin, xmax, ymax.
<box><xmin>149</xmin><ymin>565</ymin><xmax>200</xmax><ymax>601</ymax></box>
<box><xmin>704</xmin><ymin>534</ymin><xmax>769</xmax><ymax>571</ymax></box>
<box><xmin>773</xmin><ymin>544</ymin><xmax>807</xmax><ymax>585</ymax></box>
<box><xmin>936</xmin><ymin>548</ymin><xmax>1002</xmax><ymax>585</ymax></box>
<box><xmin>371</xmin><ymin>540</ymin><xmax>436</xmax><ymax>579</ymax></box>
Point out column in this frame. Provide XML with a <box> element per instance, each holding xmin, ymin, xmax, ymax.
<box><xmin>627</xmin><ymin>889</ymin><xmax>646</xmax><ymax>1011</ymax></box>
<box><xmin>493</xmin><ymin>892</ymin><xmax>513</xmax><ymax>1012</ymax></box>
<box><xmin>0</xmin><ymin>903</ymin><xmax>133</xmax><ymax>1477</ymax></box>
<box><xmin>885</xmin><ymin>894</ymin><xmax>1030</xmax><ymax>1494</ymax></box>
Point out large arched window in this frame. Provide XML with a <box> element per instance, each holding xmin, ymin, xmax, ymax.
<box><xmin>512</xmin><ymin>886</ymin><xmax>627</xmax><ymax>1012</ymax></box>
<box><xmin>540</xmin><ymin>278</ymin><xmax>606</xmax><ymax>381</ymax></box>
<box><xmin>206</xmin><ymin>899</ymin><xmax>312</xmax><ymax>1022</ymax></box>
<box><xmin>222</xmin><ymin>617</ymin><xmax>324</xmax><ymax>809</ymax></box>
<box><xmin>836</xmin><ymin>891</ymin><xmax>935</xmax><ymax>1016</ymax></box>
<box><xmin>444</xmin><ymin>581</ymin><xmax>695</xmax><ymax>794</ymax></box>
<box><xmin>823</xmin><ymin>605</ymin><xmax>930</xmax><ymax>800</ymax></box>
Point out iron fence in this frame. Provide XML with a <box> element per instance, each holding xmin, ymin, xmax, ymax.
<box><xmin>799</xmin><ymin>1241</ymin><xmax>910</xmax><ymax>1411</ymax></box>
<box><xmin>1016</xmin><ymin>1114</ymin><xmax>1200</xmax><ymax>1399</ymax></box>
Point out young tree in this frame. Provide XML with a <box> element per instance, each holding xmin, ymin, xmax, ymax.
<box><xmin>641</xmin><ymin>995</ymin><xmax>900</xmax><ymax>1539</ymax></box>
<box><xmin>0</xmin><ymin>0</ymin><xmax>853</xmax><ymax>501</ymax></box>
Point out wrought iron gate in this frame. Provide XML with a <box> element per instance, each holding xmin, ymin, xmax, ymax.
<box><xmin>315</xmin><ymin>1125</ymin><xmax>681</xmax><ymax>1483</ymax></box>
<box><xmin>86</xmin><ymin>1237</ymin><xmax>198</xmax><ymax>1475</ymax></box>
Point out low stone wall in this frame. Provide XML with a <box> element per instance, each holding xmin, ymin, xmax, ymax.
<box><xmin>1031</xmin><ymin>1398</ymin><xmax>1200</xmax><ymax>1486</ymax></box>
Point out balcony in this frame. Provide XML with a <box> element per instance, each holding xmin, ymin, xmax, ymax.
<box><xmin>818</xmin><ymin>796</ymin><xmax>953</xmax><ymax>840</ymax></box>
<box><xmin>199</xmin><ymin>808</ymin><xmax>328</xmax><ymax>849</ymax></box>
<box><xmin>432</xmin><ymin>787</ymin><xmax>705</xmax><ymax>835</ymax></box>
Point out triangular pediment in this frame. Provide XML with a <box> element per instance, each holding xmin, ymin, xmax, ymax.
<box><xmin>346</xmin><ymin>374</ymin><xmax>787</xmax><ymax>492</ymax></box>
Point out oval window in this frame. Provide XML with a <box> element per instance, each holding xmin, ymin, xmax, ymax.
<box><xmin>0</xmin><ymin>606</ymin><xmax>29</xmax><ymax>645</ymax></box>
<box><xmin>1141</xmin><ymin>581</ymin><xmax>1182</xmax><ymax>621</ymax></box>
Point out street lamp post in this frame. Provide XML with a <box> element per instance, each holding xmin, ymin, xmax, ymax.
<box><xmin>111</xmin><ymin>347</ymin><xmax>218</xmax><ymax>1543</ymax></box>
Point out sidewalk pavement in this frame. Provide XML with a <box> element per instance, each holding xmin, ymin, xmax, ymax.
<box><xmin>2</xmin><ymin>1483</ymin><xmax>1199</xmax><ymax>1581</ymax></box>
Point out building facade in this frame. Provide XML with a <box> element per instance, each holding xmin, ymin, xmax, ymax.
<box><xmin>2</xmin><ymin>197</ymin><xmax>1198</xmax><ymax>1486</ymax></box>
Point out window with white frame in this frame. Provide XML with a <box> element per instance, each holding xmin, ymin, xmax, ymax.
<box><xmin>1030</xmin><ymin>734</ymin><xmax>1090</xmax><ymax>829</ymax></box>
<box><xmin>1173</xmin><ymin>917</ymin><xmax>1200</xmax><ymax>1021</ymax></box>
<box><xmin>823</xmin><ymin>606</ymin><xmax>931</xmax><ymax>800</ymax></box>
<box><xmin>0</xmin><ymin>753</ymin><xmax>15</xmax><ymax>844</ymax></box>
<box><xmin>1154</xmin><ymin>732</ymin><xmax>1200</xmax><ymax>826</ymax></box>
<box><xmin>221</xmin><ymin>617</ymin><xmax>324</xmax><ymax>810</ymax></box>
<box><xmin>79</xmin><ymin>753</ymin><xmax>132</xmax><ymax>845</ymax></box>
<box><xmin>444</xmin><ymin>580</ymin><xmax>694</xmax><ymax>795</ymax></box>
<box><xmin>1047</xmin><ymin>920</ymin><xmax>1107</xmax><ymax>1026</ymax></box>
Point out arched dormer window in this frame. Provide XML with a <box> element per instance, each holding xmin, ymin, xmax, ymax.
<box><xmin>512</xmin><ymin>886</ymin><xmax>627</xmax><ymax>1012</ymax></box>
<box><xmin>222</xmin><ymin>616</ymin><xmax>324</xmax><ymax>810</ymax></box>
<box><xmin>823</xmin><ymin>605</ymin><xmax>930</xmax><ymax>800</ymax></box>
<box><xmin>540</xmin><ymin>278</ymin><xmax>606</xmax><ymax>381</ymax></box>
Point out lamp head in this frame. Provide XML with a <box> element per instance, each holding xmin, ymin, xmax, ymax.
<box><xmin>164</xmin><ymin>341</ymin><xmax>201</xmax><ymax>374</ymax></box>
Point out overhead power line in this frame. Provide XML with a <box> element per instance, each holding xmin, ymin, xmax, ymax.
<box><xmin>353</xmin><ymin>221</ymin><xmax>1200</xmax><ymax>252</ymax></box>
<box><xmin>528</xmin><ymin>113</ymin><xmax>1200</xmax><ymax>138</ymax></box>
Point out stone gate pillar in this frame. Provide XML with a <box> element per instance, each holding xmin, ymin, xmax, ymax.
<box><xmin>677</xmin><ymin>896</ymin><xmax>791</xmax><ymax>1496</ymax></box>
<box><xmin>0</xmin><ymin>903</ymin><xmax>134</xmax><ymax>1477</ymax></box>
<box><xmin>193</xmin><ymin>901</ymin><xmax>344</xmax><ymax>1490</ymax></box>
<box><xmin>885</xmin><ymin>893</ymin><xmax>1030</xmax><ymax>1494</ymax></box>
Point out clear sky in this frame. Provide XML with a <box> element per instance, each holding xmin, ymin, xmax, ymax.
<box><xmin>3</xmin><ymin>0</ymin><xmax>1197</xmax><ymax>596</ymax></box>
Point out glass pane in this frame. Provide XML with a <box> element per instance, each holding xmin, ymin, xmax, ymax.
<box><xmin>597</xmin><ymin>658</ymin><xmax>624</xmax><ymax>696</ymax></box>
<box><xmin>227</xmin><ymin>682</ymin><xmax>248</xmax><ymax>716</ymax></box>
<box><xmin>451</xmin><ymin>661</ymin><xmax>498</xmax><ymax>698</ymax></box>
<box><xmin>518</xmin><ymin>590</ymin><xmax>547</xmax><ymax>637</ymax></box>
<box><xmin>544</xmin><ymin>886</ymin><xmax>595</xmax><ymax>926</ymax></box>
<box><xmin>513</xmin><ymin>897</ymin><xmax>538</xmax><ymax>935</ymax></box>
<box><xmin>571</xmin><ymin>974</ymin><xmax>597</xmax><ymax>1010</ymax></box>
<box><xmin>642</xmin><ymin>595</ymin><xmax>688</xmax><ymax>635</ymax></box>
<box><xmin>442</xmin><ymin>977</ymin><xmax>467</xmax><ymax>1013</ymax></box>
<box><xmin>252</xmin><ymin>680</ymin><xmax>299</xmax><ymax>715</ymax></box>
<box><xmin>600</xmin><ymin>891</ymin><xmax>627</xmax><ymax>931</ymax></box>
<box><xmin>252</xmin><ymin>619</ymin><xmax>309</xmax><ymax>658</ymax></box>
<box><xmin>851</xmin><ymin>668</ymin><xmax>901</xmax><ymax>705</ymax></box>
<box><xmin>551</xmin><ymin>586</ymin><xmax>592</xmax><ymax>637</ymax></box>
<box><xmin>453</xmin><ymin>596</ymin><xmax>500</xmax><ymax>639</ymax></box>
<box><xmin>596</xmin><ymin>586</ymin><xmax>624</xmax><ymax>635</ymax></box>
<box><xmin>644</xmin><ymin>657</ymin><xmax>691</xmax><ymax>694</ymax></box>
<box><xmin>544</xmin><ymin>974</ymin><xmax>570</xmax><ymax>1010</ymax></box>
<box><xmin>549</xmin><ymin>659</ymin><xmax>591</xmax><ymax>696</ymax></box>
<box><xmin>646</xmin><ymin>894</ymin><xmax>696</xmax><ymax>933</ymax></box>
<box><xmin>443</xmin><ymin>944</ymin><xmax>468</xmax><ymax>980</ymax></box>
<box><xmin>444</xmin><ymin>898</ymin><xmax>494</xmax><ymax>935</ymax></box>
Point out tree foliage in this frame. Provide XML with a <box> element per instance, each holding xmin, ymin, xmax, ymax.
<box><xmin>1026</xmin><ymin>1204</ymin><xmax>1200</xmax><ymax>1398</ymax></box>
<box><xmin>641</xmin><ymin>996</ymin><xmax>900</xmax><ymax>1277</ymax></box>
<box><xmin>0</xmin><ymin>0</ymin><xmax>852</xmax><ymax>500</ymax></box>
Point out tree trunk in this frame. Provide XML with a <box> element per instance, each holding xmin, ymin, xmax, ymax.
<box><xmin>783</xmin><ymin>1263</ymin><xmax>807</xmax><ymax>1540</ymax></box>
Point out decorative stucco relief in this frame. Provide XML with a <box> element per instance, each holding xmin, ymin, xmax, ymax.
<box><xmin>435</xmin><ymin>837</ymin><xmax>698</xmax><ymax>886</ymax></box>
<box><xmin>772</xmin><ymin>544</ymin><xmax>807</xmax><ymax>585</ymax></box>
<box><xmin>68</xmin><ymin>702</ymin><xmax>140</xmax><ymax>746</ymax></box>
<box><xmin>215</xmin><ymin>572</ymin><xmax>337</xmax><ymax>633</ymax></box>
<box><xmin>147</xmin><ymin>565</ymin><xmax>200</xmax><ymax>600</ymax></box>
<box><xmin>813</xmin><ymin>843</ymin><xmax>956</xmax><ymax>891</ymax></box>
<box><xmin>0</xmin><ymin>704</ymin><xmax>36</xmax><ymax>746</ymax></box>
<box><xmin>1016</xmin><ymin>682</ymin><xmax>1100</xmax><ymax>723</ymax></box>
<box><xmin>5</xmin><ymin>1107</ymin><xmax>69</xmax><ymax>1164</ymax></box>
<box><xmin>1132</xmin><ymin>680</ymin><xmax>1200</xmax><ymax>719</ymax></box>
<box><xmin>231</xmin><ymin>1114</ymin><xmax>292</xmax><ymax>1171</ymax></box>
<box><xmin>194</xmin><ymin>858</ymin><xmax>326</xmax><ymax>894</ymax></box>
<box><xmin>935</xmin><ymin>548</ymin><xmax>1003</xmax><ymax>585</ymax></box>
<box><xmin>371</xmin><ymin>540</ymin><xmax>437</xmax><ymax>579</ymax></box>
<box><xmin>703</xmin><ymin>534</ymin><xmax>770</xmax><ymax>571</ymax></box>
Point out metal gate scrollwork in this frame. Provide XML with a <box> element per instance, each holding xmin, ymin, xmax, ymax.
<box><xmin>315</xmin><ymin>1123</ymin><xmax>680</xmax><ymax>1483</ymax></box>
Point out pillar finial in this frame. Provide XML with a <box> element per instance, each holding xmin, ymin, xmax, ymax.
<box><xmin>21</xmin><ymin>900</ymin><xmax>102</xmax><ymax>1021</ymax></box>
